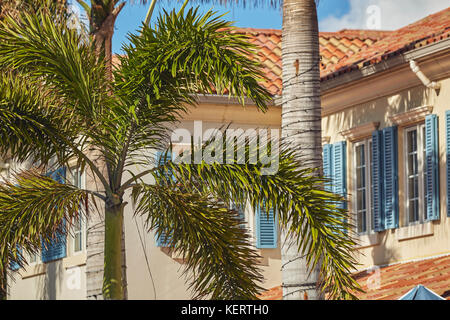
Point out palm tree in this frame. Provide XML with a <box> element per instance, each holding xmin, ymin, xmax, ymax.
<box><xmin>0</xmin><ymin>2</ymin><xmax>359</xmax><ymax>301</ymax></box>
<box><xmin>74</xmin><ymin>0</ymin><xmax>155</xmax><ymax>299</ymax></box>
<box><xmin>170</xmin><ymin>0</ymin><xmax>327</xmax><ymax>299</ymax></box>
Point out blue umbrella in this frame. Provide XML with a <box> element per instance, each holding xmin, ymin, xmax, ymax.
<box><xmin>399</xmin><ymin>285</ymin><xmax>445</xmax><ymax>300</ymax></box>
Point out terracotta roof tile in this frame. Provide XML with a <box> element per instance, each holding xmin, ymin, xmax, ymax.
<box><xmin>259</xmin><ymin>254</ymin><xmax>450</xmax><ymax>300</ymax></box>
<box><xmin>230</xmin><ymin>7</ymin><xmax>450</xmax><ymax>94</ymax></box>
<box><xmin>231</xmin><ymin>26</ymin><xmax>393</xmax><ymax>95</ymax></box>
<box><xmin>323</xmin><ymin>8</ymin><xmax>450</xmax><ymax>80</ymax></box>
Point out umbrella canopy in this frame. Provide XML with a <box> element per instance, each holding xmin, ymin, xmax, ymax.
<box><xmin>399</xmin><ymin>285</ymin><xmax>445</xmax><ymax>300</ymax></box>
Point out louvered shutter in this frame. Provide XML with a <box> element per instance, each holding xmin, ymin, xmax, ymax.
<box><xmin>382</xmin><ymin>127</ymin><xmax>399</xmax><ymax>229</ymax></box>
<box><xmin>256</xmin><ymin>203</ymin><xmax>277</xmax><ymax>249</ymax></box>
<box><xmin>333</xmin><ymin>141</ymin><xmax>347</xmax><ymax>208</ymax></box>
<box><xmin>446</xmin><ymin>111</ymin><xmax>450</xmax><ymax>217</ymax></box>
<box><xmin>231</xmin><ymin>202</ymin><xmax>246</xmax><ymax>228</ymax></box>
<box><xmin>155</xmin><ymin>151</ymin><xmax>173</xmax><ymax>247</ymax></box>
<box><xmin>425</xmin><ymin>115</ymin><xmax>439</xmax><ymax>221</ymax></box>
<box><xmin>9</xmin><ymin>247</ymin><xmax>22</xmax><ymax>271</ymax></box>
<box><xmin>41</xmin><ymin>167</ymin><xmax>67</xmax><ymax>263</ymax></box>
<box><xmin>372</xmin><ymin>130</ymin><xmax>385</xmax><ymax>231</ymax></box>
<box><xmin>323</xmin><ymin>144</ymin><xmax>333</xmax><ymax>192</ymax></box>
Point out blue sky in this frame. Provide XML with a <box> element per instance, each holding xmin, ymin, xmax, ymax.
<box><xmin>72</xmin><ymin>0</ymin><xmax>448</xmax><ymax>54</ymax></box>
<box><xmin>74</xmin><ymin>0</ymin><xmax>351</xmax><ymax>53</ymax></box>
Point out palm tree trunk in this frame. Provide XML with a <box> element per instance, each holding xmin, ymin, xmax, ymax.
<box><xmin>0</xmin><ymin>265</ymin><xmax>6</xmax><ymax>300</ymax></box>
<box><xmin>102</xmin><ymin>200</ymin><xmax>125</xmax><ymax>300</ymax></box>
<box><xmin>281</xmin><ymin>0</ymin><xmax>323</xmax><ymax>300</ymax></box>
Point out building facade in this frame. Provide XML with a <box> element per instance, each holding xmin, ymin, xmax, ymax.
<box><xmin>6</xmin><ymin>7</ymin><xmax>450</xmax><ymax>300</ymax></box>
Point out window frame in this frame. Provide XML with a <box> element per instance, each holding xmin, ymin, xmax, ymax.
<box><xmin>28</xmin><ymin>251</ymin><xmax>41</xmax><ymax>265</ymax></box>
<box><xmin>353</xmin><ymin>138</ymin><xmax>373</xmax><ymax>235</ymax></box>
<box><xmin>69</xmin><ymin>167</ymin><xmax>87</xmax><ymax>255</ymax></box>
<box><xmin>404</xmin><ymin>123</ymin><xmax>427</xmax><ymax>226</ymax></box>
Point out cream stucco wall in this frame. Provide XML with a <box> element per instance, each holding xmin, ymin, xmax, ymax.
<box><xmin>322</xmin><ymin>69</ymin><xmax>450</xmax><ymax>270</ymax></box>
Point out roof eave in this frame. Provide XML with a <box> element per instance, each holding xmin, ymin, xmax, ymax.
<box><xmin>320</xmin><ymin>37</ymin><xmax>450</xmax><ymax>93</ymax></box>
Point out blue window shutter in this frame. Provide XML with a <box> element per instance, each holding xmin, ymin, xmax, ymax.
<box><xmin>323</xmin><ymin>144</ymin><xmax>333</xmax><ymax>192</ymax></box>
<box><xmin>155</xmin><ymin>231</ymin><xmax>172</xmax><ymax>248</ymax></box>
<box><xmin>10</xmin><ymin>260</ymin><xmax>20</xmax><ymax>271</ymax></box>
<box><xmin>372</xmin><ymin>130</ymin><xmax>385</xmax><ymax>231</ymax></box>
<box><xmin>383</xmin><ymin>127</ymin><xmax>399</xmax><ymax>229</ymax></box>
<box><xmin>9</xmin><ymin>247</ymin><xmax>22</xmax><ymax>271</ymax></box>
<box><xmin>425</xmin><ymin>114</ymin><xmax>439</xmax><ymax>221</ymax></box>
<box><xmin>333</xmin><ymin>141</ymin><xmax>347</xmax><ymax>208</ymax></box>
<box><xmin>155</xmin><ymin>151</ymin><xmax>173</xmax><ymax>247</ymax></box>
<box><xmin>41</xmin><ymin>167</ymin><xmax>67</xmax><ymax>263</ymax></box>
<box><xmin>231</xmin><ymin>203</ymin><xmax>246</xmax><ymax>228</ymax></box>
<box><xmin>156</xmin><ymin>150</ymin><xmax>174</xmax><ymax>181</ymax></box>
<box><xmin>256</xmin><ymin>203</ymin><xmax>277</xmax><ymax>249</ymax></box>
<box><xmin>446</xmin><ymin>111</ymin><xmax>450</xmax><ymax>217</ymax></box>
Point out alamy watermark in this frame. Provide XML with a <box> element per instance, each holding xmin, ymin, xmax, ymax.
<box><xmin>366</xmin><ymin>265</ymin><xmax>381</xmax><ymax>290</ymax></box>
<box><xmin>366</xmin><ymin>5</ymin><xmax>382</xmax><ymax>30</ymax></box>
<box><xmin>171</xmin><ymin>121</ymin><xmax>280</xmax><ymax>175</ymax></box>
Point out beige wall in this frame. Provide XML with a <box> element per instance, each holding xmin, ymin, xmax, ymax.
<box><xmin>323</xmin><ymin>73</ymin><xmax>450</xmax><ymax>270</ymax></box>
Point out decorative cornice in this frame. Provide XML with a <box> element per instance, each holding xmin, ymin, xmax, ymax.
<box><xmin>340</xmin><ymin>122</ymin><xmax>380</xmax><ymax>142</ymax></box>
<box><xmin>389</xmin><ymin>105</ymin><xmax>433</xmax><ymax>127</ymax></box>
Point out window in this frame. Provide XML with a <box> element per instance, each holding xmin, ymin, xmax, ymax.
<box><xmin>405</xmin><ymin>124</ymin><xmax>427</xmax><ymax>225</ymax></box>
<box><xmin>29</xmin><ymin>252</ymin><xmax>40</xmax><ymax>264</ymax></box>
<box><xmin>353</xmin><ymin>139</ymin><xmax>373</xmax><ymax>234</ymax></box>
<box><xmin>70</xmin><ymin>167</ymin><xmax>86</xmax><ymax>254</ymax></box>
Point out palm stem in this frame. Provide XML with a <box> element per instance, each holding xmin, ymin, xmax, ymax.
<box><xmin>143</xmin><ymin>0</ymin><xmax>157</xmax><ymax>27</ymax></box>
<box><xmin>102</xmin><ymin>200</ymin><xmax>125</xmax><ymax>300</ymax></box>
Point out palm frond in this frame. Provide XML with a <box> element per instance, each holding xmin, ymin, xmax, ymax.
<box><xmin>0</xmin><ymin>169</ymin><xmax>90</xmax><ymax>272</ymax></box>
<box><xmin>150</xmin><ymin>138</ymin><xmax>362</xmax><ymax>299</ymax></box>
<box><xmin>0</xmin><ymin>8</ymin><xmax>112</xmax><ymax>131</ymax></box>
<box><xmin>131</xmin><ymin>183</ymin><xmax>264</xmax><ymax>299</ymax></box>
<box><xmin>116</xmin><ymin>3</ymin><xmax>271</xmax><ymax>113</ymax></box>
<box><xmin>0</xmin><ymin>71</ymin><xmax>79</xmax><ymax>165</ymax></box>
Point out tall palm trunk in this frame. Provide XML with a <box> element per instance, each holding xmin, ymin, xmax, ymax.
<box><xmin>103</xmin><ymin>198</ymin><xmax>125</xmax><ymax>300</ymax></box>
<box><xmin>0</xmin><ymin>262</ymin><xmax>6</xmax><ymax>300</ymax></box>
<box><xmin>281</xmin><ymin>0</ymin><xmax>323</xmax><ymax>300</ymax></box>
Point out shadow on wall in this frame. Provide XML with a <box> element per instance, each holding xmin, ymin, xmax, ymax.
<box><xmin>36</xmin><ymin>260</ymin><xmax>64</xmax><ymax>300</ymax></box>
<box><xmin>369</xmin><ymin>230</ymin><xmax>398</xmax><ymax>267</ymax></box>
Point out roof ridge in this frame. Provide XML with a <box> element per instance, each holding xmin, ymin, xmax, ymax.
<box><xmin>231</xmin><ymin>27</ymin><xmax>392</xmax><ymax>39</ymax></box>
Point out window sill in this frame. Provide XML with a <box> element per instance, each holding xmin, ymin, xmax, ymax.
<box><xmin>21</xmin><ymin>264</ymin><xmax>47</xmax><ymax>280</ymax></box>
<box><xmin>19</xmin><ymin>253</ymin><xmax>87</xmax><ymax>279</ymax></box>
<box><xmin>354</xmin><ymin>233</ymin><xmax>379</xmax><ymax>249</ymax></box>
<box><xmin>63</xmin><ymin>253</ymin><xmax>87</xmax><ymax>269</ymax></box>
<box><xmin>396</xmin><ymin>221</ymin><xmax>434</xmax><ymax>241</ymax></box>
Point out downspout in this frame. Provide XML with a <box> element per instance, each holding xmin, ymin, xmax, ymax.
<box><xmin>409</xmin><ymin>60</ymin><xmax>441</xmax><ymax>90</ymax></box>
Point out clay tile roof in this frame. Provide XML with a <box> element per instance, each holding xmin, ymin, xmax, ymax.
<box><xmin>322</xmin><ymin>7</ymin><xmax>450</xmax><ymax>80</ymax></box>
<box><xmin>230</xmin><ymin>27</ymin><xmax>393</xmax><ymax>95</ymax></box>
<box><xmin>231</xmin><ymin>7</ymin><xmax>450</xmax><ymax>95</ymax></box>
<box><xmin>353</xmin><ymin>254</ymin><xmax>450</xmax><ymax>300</ymax></box>
<box><xmin>258</xmin><ymin>254</ymin><xmax>450</xmax><ymax>300</ymax></box>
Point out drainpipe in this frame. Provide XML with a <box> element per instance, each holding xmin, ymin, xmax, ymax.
<box><xmin>409</xmin><ymin>60</ymin><xmax>441</xmax><ymax>90</ymax></box>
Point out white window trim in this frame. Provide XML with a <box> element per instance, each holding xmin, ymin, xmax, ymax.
<box><xmin>353</xmin><ymin>139</ymin><xmax>373</xmax><ymax>235</ymax></box>
<box><xmin>69</xmin><ymin>167</ymin><xmax>87</xmax><ymax>256</ymax></box>
<box><xmin>28</xmin><ymin>251</ymin><xmax>41</xmax><ymax>266</ymax></box>
<box><xmin>404</xmin><ymin>124</ymin><xmax>426</xmax><ymax>226</ymax></box>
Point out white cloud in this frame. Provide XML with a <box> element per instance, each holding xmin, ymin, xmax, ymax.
<box><xmin>319</xmin><ymin>0</ymin><xmax>449</xmax><ymax>32</ymax></box>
